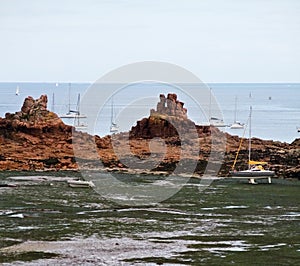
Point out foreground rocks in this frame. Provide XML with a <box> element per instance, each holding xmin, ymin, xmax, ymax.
<box><xmin>0</xmin><ymin>94</ymin><xmax>299</xmax><ymax>179</ymax></box>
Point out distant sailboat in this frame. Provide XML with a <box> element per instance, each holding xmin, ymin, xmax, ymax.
<box><xmin>73</xmin><ymin>94</ymin><xmax>87</xmax><ymax>131</ymax></box>
<box><xmin>230</xmin><ymin>96</ymin><xmax>244</xmax><ymax>129</ymax></box>
<box><xmin>60</xmin><ymin>83</ymin><xmax>87</xmax><ymax>118</ymax></box>
<box><xmin>110</xmin><ymin>97</ymin><xmax>119</xmax><ymax>133</ymax></box>
<box><xmin>208</xmin><ymin>87</ymin><xmax>227</xmax><ymax>127</ymax></box>
<box><xmin>15</xmin><ymin>86</ymin><xmax>20</xmax><ymax>96</ymax></box>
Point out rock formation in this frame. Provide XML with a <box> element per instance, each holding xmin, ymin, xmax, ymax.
<box><xmin>0</xmin><ymin>94</ymin><xmax>299</xmax><ymax>179</ymax></box>
<box><xmin>0</xmin><ymin>95</ymin><xmax>76</xmax><ymax>170</ymax></box>
<box><xmin>131</xmin><ymin>93</ymin><xmax>195</xmax><ymax>139</ymax></box>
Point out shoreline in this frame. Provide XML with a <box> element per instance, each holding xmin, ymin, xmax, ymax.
<box><xmin>1</xmin><ymin>168</ymin><xmax>298</xmax><ymax>181</ymax></box>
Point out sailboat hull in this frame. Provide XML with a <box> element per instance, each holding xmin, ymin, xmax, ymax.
<box><xmin>230</xmin><ymin>123</ymin><xmax>244</xmax><ymax>129</ymax></box>
<box><xmin>60</xmin><ymin>113</ymin><xmax>87</xmax><ymax>118</ymax></box>
<box><xmin>230</xmin><ymin>170</ymin><xmax>275</xmax><ymax>178</ymax></box>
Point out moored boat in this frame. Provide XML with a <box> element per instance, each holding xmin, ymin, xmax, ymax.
<box><xmin>67</xmin><ymin>180</ymin><xmax>95</xmax><ymax>188</ymax></box>
<box><xmin>230</xmin><ymin>106</ymin><xmax>275</xmax><ymax>184</ymax></box>
<box><xmin>230</xmin><ymin>96</ymin><xmax>244</xmax><ymax>129</ymax></box>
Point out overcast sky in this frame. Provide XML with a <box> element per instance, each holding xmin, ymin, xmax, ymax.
<box><xmin>0</xmin><ymin>0</ymin><xmax>299</xmax><ymax>82</ymax></box>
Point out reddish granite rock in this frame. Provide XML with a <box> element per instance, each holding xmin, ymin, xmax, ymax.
<box><xmin>0</xmin><ymin>95</ymin><xmax>75</xmax><ymax>170</ymax></box>
<box><xmin>131</xmin><ymin>93</ymin><xmax>195</xmax><ymax>139</ymax></box>
<box><xmin>0</xmin><ymin>94</ymin><xmax>299</xmax><ymax>179</ymax></box>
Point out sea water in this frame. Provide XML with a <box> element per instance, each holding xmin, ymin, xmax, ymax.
<box><xmin>0</xmin><ymin>173</ymin><xmax>299</xmax><ymax>265</ymax></box>
<box><xmin>0</xmin><ymin>82</ymin><xmax>299</xmax><ymax>143</ymax></box>
<box><xmin>0</xmin><ymin>82</ymin><xmax>300</xmax><ymax>264</ymax></box>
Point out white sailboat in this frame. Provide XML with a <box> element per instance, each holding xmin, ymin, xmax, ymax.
<box><xmin>60</xmin><ymin>83</ymin><xmax>87</xmax><ymax>118</ymax></box>
<box><xmin>207</xmin><ymin>87</ymin><xmax>227</xmax><ymax>127</ymax></box>
<box><xmin>230</xmin><ymin>106</ymin><xmax>275</xmax><ymax>184</ymax></box>
<box><xmin>110</xmin><ymin>97</ymin><xmax>119</xmax><ymax>133</ymax></box>
<box><xmin>73</xmin><ymin>94</ymin><xmax>87</xmax><ymax>131</ymax></box>
<box><xmin>230</xmin><ymin>96</ymin><xmax>244</xmax><ymax>129</ymax></box>
<box><xmin>15</xmin><ymin>86</ymin><xmax>20</xmax><ymax>96</ymax></box>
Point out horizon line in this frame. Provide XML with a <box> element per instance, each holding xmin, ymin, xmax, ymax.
<box><xmin>0</xmin><ymin>81</ymin><xmax>300</xmax><ymax>84</ymax></box>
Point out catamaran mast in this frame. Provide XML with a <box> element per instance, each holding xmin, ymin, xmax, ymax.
<box><xmin>248</xmin><ymin>106</ymin><xmax>252</xmax><ymax>169</ymax></box>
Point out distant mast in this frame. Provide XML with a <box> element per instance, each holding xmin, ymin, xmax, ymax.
<box><xmin>52</xmin><ymin>93</ymin><xmax>55</xmax><ymax>112</ymax></box>
<box><xmin>68</xmin><ymin>83</ymin><xmax>71</xmax><ymax>114</ymax></box>
<box><xmin>110</xmin><ymin>97</ymin><xmax>119</xmax><ymax>133</ymax></box>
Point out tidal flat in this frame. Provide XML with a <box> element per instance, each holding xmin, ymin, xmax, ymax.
<box><xmin>0</xmin><ymin>172</ymin><xmax>299</xmax><ymax>265</ymax></box>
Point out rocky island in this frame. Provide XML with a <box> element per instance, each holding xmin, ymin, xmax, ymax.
<box><xmin>0</xmin><ymin>94</ymin><xmax>299</xmax><ymax>179</ymax></box>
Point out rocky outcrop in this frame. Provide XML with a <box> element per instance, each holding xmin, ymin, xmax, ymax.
<box><xmin>0</xmin><ymin>95</ymin><xmax>76</xmax><ymax>170</ymax></box>
<box><xmin>130</xmin><ymin>93</ymin><xmax>194</xmax><ymax>139</ymax></box>
<box><xmin>0</xmin><ymin>94</ymin><xmax>299</xmax><ymax>179</ymax></box>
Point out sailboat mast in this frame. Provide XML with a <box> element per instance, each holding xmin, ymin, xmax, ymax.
<box><xmin>52</xmin><ymin>93</ymin><xmax>55</xmax><ymax>112</ymax></box>
<box><xmin>68</xmin><ymin>83</ymin><xmax>71</xmax><ymax>113</ymax></box>
<box><xmin>209</xmin><ymin>87</ymin><xmax>212</xmax><ymax>123</ymax></box>
<box><xmin>77</xmin><ymin>94</ymin><xmax>80</xmax><ymax>115</ymax></box>
<box><xmin>248</xmin><ymin>106</ymin><xmax>252</xmax><ymax>169</ymax></box>
<box><xmin>110</xmin><ymin>98</ymin><xmax>114</xmax><ymax>124</ymax></box>
<box><xmin>234</xmin><ymin>96</ymin><xmax>237</xmax><ymax>123</ymax></box>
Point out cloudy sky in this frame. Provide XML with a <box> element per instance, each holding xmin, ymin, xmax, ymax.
<box><xmin>0</xmin><ymin>0</ymin><xmax>299</xmax><ymax>82</ymax></box>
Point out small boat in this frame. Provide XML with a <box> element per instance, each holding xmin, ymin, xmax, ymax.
<box><xmin>67</xmin><ymin>180</ymin><xmax>95</xmax><ymax>188</ymax></box>
<box><xmin>206</xmin><ymin>88</ymin><xmax>227</xmax><ymax>127</ymax></box>
<box><xmin>210</xmin><ymin>117</ymin><xmax>227</xmax><ymax>127</ymax></box>
<box><xmin>231</xmin><ymin>161</ymin><xmax>275</xmax><ymax>184</ymax></box>
<box><xmin>110</xmin><ymin>122</ymin><xmax>119</xmax><ymax>133</ymax></box>
<box><xmin>60</xmin><ymin>83</ymin><xmax>87</xmax><ymax>119</ymax></box>
<box><xmin>60</xmin><ymin>93</ymin><xmax>87</xmax><ymax>131</ymax></box>
<box><xmin>230</xmin><ymin>96</ymin><xmax>244</xmax><ymax>129</ymax></box>
<box><xmin>297</xmin><ymin>127</ymin><xmax>300</xmax><ymax>132</ymax></box>
<box><xmin>15</xmin><ymin>86</ymin><xmax>20</xmax><ymax>96</ymax></box>
<box><xmin>230</xmin><ymin>122</ymin><xmax>244</xmax><ymax>129</ymax></box>
<box><xmin>230</xmin><ymin>106</ymin><xmax>275</xmax><ymax>184</ymax></box>
<box><xmin>110</xmin><ymin>97</ymin><xmax>119</xmax><ymax>133</ymax></box>
<box><xmin>72</xmin><ymin>94</ymin><xmax>88</xmax><ymax>131</ymax></box>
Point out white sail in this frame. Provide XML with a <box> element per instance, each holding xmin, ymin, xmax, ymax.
<box><xmin>15</xmin><ymin>86</ymin><xmax>20</xmax><ymax>96</ymax></box>
<box><xmin>230</xmin><ymin>96</ymin><xmax>244</xmax><ymax>129</ymax></box>
<box><xmin>110</xmin><ymin>97</ymin><xmax>119</xmax><ymax>133</ymax></box>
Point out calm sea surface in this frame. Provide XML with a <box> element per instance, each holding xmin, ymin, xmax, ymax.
<box><xmin>0</xmin><ymin>82</ymin><xmax>299</xmax><ymax>142</ymax></box>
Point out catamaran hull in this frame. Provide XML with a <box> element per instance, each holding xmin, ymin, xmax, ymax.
<box><xmin>230</xmin><ymin>170</ymin><xmax>275</xmax><ymax>178</ymax></box>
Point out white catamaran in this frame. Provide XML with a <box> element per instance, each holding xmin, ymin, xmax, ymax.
<box><xmin>230</xmin><ymin>106</ymin><xmax>275</xmax><ymax>184</ymax></box>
